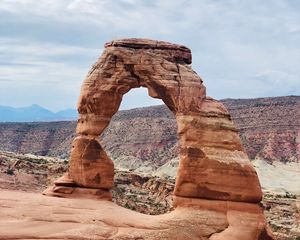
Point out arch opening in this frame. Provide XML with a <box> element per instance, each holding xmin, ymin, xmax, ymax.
<box><xmin>102</xmin><ymin>87</ymin><xmax>178</xmax><ymax>173</ymax></box>
<box><xmin>119</xmin><ymin>88</ymin><xmax>164</xmax><ymax>110</ymax></box>
<box><xmin>100</xmin><ymin>87</ymin><xmax>179</xmax><ymax>214</ymax></box>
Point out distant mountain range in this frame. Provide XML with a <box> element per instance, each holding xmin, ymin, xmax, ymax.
<box><xmin>0</xmin><ymin>104</ymin><xmax>78</xmax><ymax>122</ymax></box>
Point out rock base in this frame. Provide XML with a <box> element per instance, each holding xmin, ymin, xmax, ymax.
<box><xmin>1</xmin><ymin>190</ymin><xmax>274</xmax><ymax>240</ymax></box>
<box><xmin>43</xmin><ymin>185</ymin><xmax>112</xmax><ymax>201</ymax></box>
<box><xmin>43</xmin><ymin>174</ymin><xmax>112</xmax><ymax>201</ymax></box>
<box><xmin>173</xmin><ymin>196</ymin><xmax>274</xmax><ymax>240</ymax></box>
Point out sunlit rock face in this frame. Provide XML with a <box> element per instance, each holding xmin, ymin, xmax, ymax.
<box><xmin>43</xmin><ymin>38</ymin><xmax>273</xmax><ymax>239</ymax></box>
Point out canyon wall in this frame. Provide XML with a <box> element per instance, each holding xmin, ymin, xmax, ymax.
<box><xmin>0</xmin><ymin>96</ymin><xmax>299</xmax><ymax>165</ymax></box>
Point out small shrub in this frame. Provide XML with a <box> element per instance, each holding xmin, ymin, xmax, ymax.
<box><xmin>124</xmin><ymin>203</ymin><xmax>136</xmax><ymax>211</ymax></box>
<box><xmin>285</xmin><ymin>192</ymin><xmax>297</xmax><ymax>199</ymax></box>
<box><xmin>270</xmin><ymin>223</ymin><xmax>281</xmax><ymax>231</ymax></box>
<box><xmin>6</xmin><ymin>168</ymin><xmax>14</xmax><ymax>175</ymax></box>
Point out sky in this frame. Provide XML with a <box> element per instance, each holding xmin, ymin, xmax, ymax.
<box><xmin>0</xmin><ymin>0</ymin><xmax>299</xmax><ymax>111</ymax></box>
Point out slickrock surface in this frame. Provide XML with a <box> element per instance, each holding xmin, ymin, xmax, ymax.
<box><xmin>0</xmin><ymin>189</ymin><xmax>273</xmax><ymax>240</ymax></box>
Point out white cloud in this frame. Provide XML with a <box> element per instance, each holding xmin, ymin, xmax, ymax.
<box><xmin>0</xmin><ymin>37</ymin><xmax>98</xmax><ymax>110</ymax></box>
<box><xmin>0</xmin><ymin>0</ymin><xmax>299</xmax><ymax>110</ymax></box>
<box><xmin>120</xmin><ymin>88</ymin><xmax>163</xmax><ymax>110</ymax></box>
<box><xmin>0</xmin><ymin>37</ymin><xmax>99</xmax><ymax>58</ymax></box>
<box><xmin>0</xmin><ymin>0</ymin><xmax>67</xmax><ymax>15</ymax></box>
<box><xmin>0</xmin><ymin>37</ymin><xmax>98</xmax><ymax>82</ymax></box>
<box><xmin>252</xmin><ymin>70</ymin><xmax>300</xmax><ymax>94</ymax></box>
<box><xmin>288</xmin><ymin>25</ymin><xmax>300</xmax><ymax>33</ymax></box>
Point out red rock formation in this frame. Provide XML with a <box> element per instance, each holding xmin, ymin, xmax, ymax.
<box><xmin>44</xmin><ymin>38</ymin><xmax>273</xmax><ymax>239</ymax></box>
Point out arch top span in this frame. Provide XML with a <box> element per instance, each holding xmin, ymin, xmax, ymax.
<box><xmin>105</xmin><ymin>38</ymin><xmax>192</xmax><ymax>63</ymax></box>
<box><xmin>44</xmin><ymin>38</ymin><xmax>263</xmax><ymax>205</ymax></box>
<box><xmin>76</xmin><ymin>38</ymin><xmax>207</xmax><ymax>137</ymax></box>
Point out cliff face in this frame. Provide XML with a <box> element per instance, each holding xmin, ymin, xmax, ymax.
<box><xmin>0</xmin><ymin>121</ymin><xmax>76</xmax><ymax>158</ymax></box>
<box><xmin>222</xmin><ymin>96</ymin><xmax>300</xmax><ymax>163</ymax></box>
<box><xmin>0</xmin><ymin>96</ymin><xmax>299</xmax><ymax>164</ymax></box>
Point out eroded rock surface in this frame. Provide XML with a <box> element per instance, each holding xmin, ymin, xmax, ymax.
<box><xmin>43</xmin><ymin>38</ymin><xmax>273</xmax><ymax>239</ymax></box>
<box><xmin>0</xmin><ymin>189</ymin><xmax>273</xmax><ymax>240</ymax></box>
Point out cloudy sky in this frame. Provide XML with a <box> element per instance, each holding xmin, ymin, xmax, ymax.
<box><xmin>0</xmin><ymin>0</ymin><xmax>299</xmax><ymax>111</ymax></box>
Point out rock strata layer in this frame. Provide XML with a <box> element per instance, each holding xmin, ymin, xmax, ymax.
<box><xmin>44</xmin><ymin>38</ymin><xmax>273</xmax><ymax>239</ymax></box>
<box><xmin>0</xmin><ymin>96</ymin><xmax>299</xmax><ymax>165</ymax></box>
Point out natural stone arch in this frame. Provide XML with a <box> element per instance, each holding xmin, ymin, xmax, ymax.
<box><xmin>42</xmin><ymin>39</ymin><xmax>275</xmax><ymax>239</ymax></box>
<box><xmin>45</xmin><ymin>38</ymin><xmax>262</xmax><ymax>203</ymax></box>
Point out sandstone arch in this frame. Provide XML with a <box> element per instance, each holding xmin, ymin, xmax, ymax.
<box><xmin>43</xmin><ymin>38</ymin><xmax>274</xmax><ymax>239</ymax></box>
<box><xmin>45</xmin><ymin>38</ymin><xmax>262</xmax><ymax>203</ymax></box>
